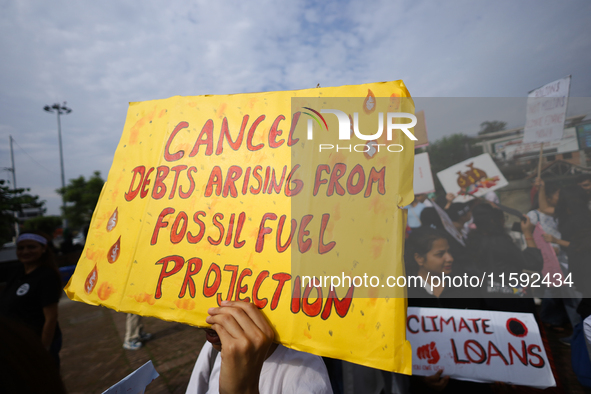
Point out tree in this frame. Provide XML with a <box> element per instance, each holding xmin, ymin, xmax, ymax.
<box><xmin>424</xmin><ymin>133</ymin><xmax>483</xmax><ymax>192</ymax></box>
<box><xmin>0</xmin><ymin>179</ymin><xmax>46</xmax><ymax>245</ymax></box>
<box><xmin>57</xmin><ymin>171</ymin><xmax>105</xmax><ymax>229</ymax></box>
<box><xmin>478</xmin><ymin>120</ymin><xmax>507</xmax><ymax>135</ymax></box>
<box><xmin>23</xmin><ymin>215</ymin><xmax>62</xmax><ymax>236</ymax></box>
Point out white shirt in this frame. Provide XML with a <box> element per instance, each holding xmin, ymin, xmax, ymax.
<box><xmin>186</xmin><ymin>342</ymin><xmax>333</xmax><ymax>394</ymax></box>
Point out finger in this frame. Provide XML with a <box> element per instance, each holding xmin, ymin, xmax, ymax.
<box><xmin>219</xmin><ymin>301</ymin><xmax>275</xmax><ymax>339</ymax></box>
<box><xmin>207</xmin><ymin>311</ymin><xmax>247</xmax><ymax>341</ymax></box>
<box><xmin>210</xmin><ymin>304</ymin><xmax>272</xmax><ymax>344</ymax></box>
<box><xmin>209</xmin><ymin>319</ymin><xmax>237</xmax><ymax>346</ymax></box>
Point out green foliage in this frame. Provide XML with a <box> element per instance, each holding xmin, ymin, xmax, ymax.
<box><xmin>23</xmin><ymin>215</ymin><xmax>62</xmax><ymax>236</ymax></box>
<box><xmin>0</xmin><ymin>179</ymin><xmax>46</xmax><ymax>245</ymax></box>
<box><xmin>57</xmin><ymin>171</ymin><xmax>105</xmax><ymax>229</ymax></box>
<box><xmin>478</xmin><ymin>120</ymin><xmax>507</xmax><ymax>135</ymax></box>
<box><xmin>424</xmin><ymin>134</ymin><xmax>483</xmax><ymax>192</ymax></box>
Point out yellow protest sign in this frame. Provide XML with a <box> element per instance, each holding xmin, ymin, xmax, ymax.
<box><xmin>65</xmin><ymin>80</ymin><xmax>415</xmax><ymax>373</ymax></box>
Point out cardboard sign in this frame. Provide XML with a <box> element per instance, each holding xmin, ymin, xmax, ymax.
<box><xmin>101</xmin><ymin>361</ymin><xmax>159</xmax><ymax>394</ymax></box>
<box><xmin>413</xmin><ymin>110</ymin><xmax>429</xmax><ymax>148</ymax></box>
<box><xmin>492</xmin><ymin>202</ymin><xmax>525</xmax><ymax>220</ymax></box>
<box><xmin>407</xmin><ymin>307</ymin><xmax>555</xmax><ymax>388</ymax></box>
<box><xmin>523</xmin><ymin>76</ymin><xmax>571</xmax><ymax>144</ymax></box>
<box><xmin>429</xmin><ymin>199</ymin><xmax>465</xmax><ymax>247</ymax></box>
<box><xmin>532</xmin><ymin>224</ymin><xmax>563</xmax><ymax>283</ymax></box>
<box><xmin>494</xmin><ymin>127</ymin><xmax>578</xmax><ymax>161</ymax></box>
<box><xmin>436</xmin><ymin>154</ymin><xmax>508</xmax><ymax>203</ymax></box>
<box><xmin>413</xmin><ymin>152</ymin><xmax>435</xmax><ymax>195</ymax></box>
<box><xmin>64</xmin><ymin>81</ymin><xmax>416</xmax><ymax>373</ymax></box>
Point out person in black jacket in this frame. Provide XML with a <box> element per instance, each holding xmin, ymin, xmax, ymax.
<box><xmin>466</xmin><ymin>204</ymin><xmax>541</xmax><ymax>314</ymax></box>
<box><xmin>0</xmin><ymin>232</ymin><xmax>62</xmax><ymax>368</ymax></box>
<box><xmin>554</xmin><ymin>184</ymin><xmax>591</xmax><ymax>319</ymax></box>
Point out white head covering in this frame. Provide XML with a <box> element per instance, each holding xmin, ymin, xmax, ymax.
<box><xmin>17</xmin><ymin>233</ymin><xmax>48</xmax><ymax>245</ymax></box>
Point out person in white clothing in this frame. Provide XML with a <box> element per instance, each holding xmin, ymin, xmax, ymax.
<box><xmin>186</xmin><ymin>300</ymin><xmax>332</xmax><ymax>394</ymax></box>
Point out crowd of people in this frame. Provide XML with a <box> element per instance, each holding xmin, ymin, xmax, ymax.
<box><xmin>398</xmin><ymin>174</ymin><xmax>591</xmax><ymax>393</ymax></box>
<box><xmin>2</xmin><ymin>175</ymin><xmax>591</xmax><ymax>393</ymax></box>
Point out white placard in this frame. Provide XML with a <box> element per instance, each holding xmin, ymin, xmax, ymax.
<box><xmin>102</xmin><ymin>360</ymin><xmax>159</xmax><ymax>394</ymax></box>
<box><xmin>407</xmin><ymin>307</ymin><xmax>556</xmax><ymax>388</ymax></box>
<box><xmin>494</xmin><ymin>127</ymin><xmax>578</xmax><ymax>161</ymax></box>
<box><xmin>436</xmin><ymin>153</ymin><xmax>508</xmax><ymax>203</ymax></box>
<box><xmin>414</xmin><ymin>152</ymin><xmax>435</xmax><ymax>195</ymax></box>
<box><xmin>523</xmin><ymin>76</ymin><xmax>571</xmax><ymax>143</ymax></box>
<box><xmin>429</xmin><ymin>199</ymin><xmax>465</xmax><ymax>246</ymax></box>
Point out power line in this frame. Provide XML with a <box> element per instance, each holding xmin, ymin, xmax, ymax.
<box><xmin>11</xmin><ymin>138</ymin><xmax>58</xmax><ymax>176</ymax></box>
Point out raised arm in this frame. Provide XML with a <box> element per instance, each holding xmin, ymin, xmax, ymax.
<box><xmin>536</xmin><ymin>178</ymin><xmax>554</xmax><ymax>215</ymax></box>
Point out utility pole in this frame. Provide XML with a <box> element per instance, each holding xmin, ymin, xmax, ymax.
<box><xmin>9</xmin><ymin>135</ymin><xmax>19</xmax><ymax>238</ymax></box>
<box><xmin>9</xmin><ymin>136</ymin><xmax>16</xmax><ymax>189</ymax></box>
<box><xmin>44</xmin><ymin>102</ymin><xmax>72</xmax><ymax>230</ymax></box>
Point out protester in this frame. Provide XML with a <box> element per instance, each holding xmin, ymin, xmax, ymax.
<box><xmin>123</xmin><ymin>313</ymin><xmax>152</xmax><ymax>350</ymax></box>
<box><xmin>0</xmin><ymin>317</ymin><xmax>67</xmax><ymax>394</ymax></box>
<box><xmin>553</xmin><ymin>184</ymin><xmax>591</xmax><ymax>311</ymax></box>
<box><xmin>466</xmin><ymin>204</ymin><xmax>541</xmax><ymax>313</ymax></box>
<box><xmin>445</xmin><ymin>202</ymin><xmax>472</xmax><ymax>241</ymax></box>
<box><xmin>404</xmin><ymin>194</ymin><xmax>428</xmax><ymax>229</ymax></box>
<box><xmin>419</xmin><ymin>204</ymin><xmax>474</xmax><ymax>276</ymax></box>
<box><xmin>404</xmin><ymin>227</ymin><xmax>490</xmax><ymax>393</ymax></box>
<box><xmin>0</xmin><ymin>231</ymin><xmax>63</xmax><ymax>368</ymax></box>
<box><xmin>531</xmin><ymin>178</ymin><xmax>581</xmax><ymax>332</ymax></box>
<box><xmin>186</xmin><ymin>300</ymin><xmax>332</xmax><ymax>393</ymax></box>
<box><xmin>577</xmin><ymin>173</ymin><xmax>591</xmax><ymax>203</ymax></box>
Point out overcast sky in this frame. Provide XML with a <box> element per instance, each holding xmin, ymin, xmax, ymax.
<box><xmin>1</xmin><ymin>0</ymin><xmax>590</xmax><ymax>216</ymax></box>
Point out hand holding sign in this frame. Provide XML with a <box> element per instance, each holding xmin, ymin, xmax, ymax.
<box><xmin>422</xmin><ymin>370</ymin><xmax>449</xmax><ymax>391</ymax></box>
<box><xmin>206</xmin><ymin>300</ymin><xmax>275</xmax><ymax>394</ymax></box>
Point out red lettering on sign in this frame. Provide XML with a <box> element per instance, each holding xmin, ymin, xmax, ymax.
<box><xmin>189</xmin><ymin>119</ymin><xmax>214</xmax><ymax>157</ymax></box>
<box><xmin>125</xmin><ymin>166</ymin><xmax>145</xmax><ymax>201</ymax></box>
<box><xmin>236</xmin><ymin>268</ymin><xmax>253</xmax><ymax>302</ymax></box>
<box><xmin>252</xmin><ymin>271</ymin><xmax>269</xmax><ymax>309</ymax></box>
<box><xmin>164</xmin><ymin>121</ymin><xmax>189</xmax><ymax>162</ymax></box>
<box><xmin>217</xmin><ymin>265</ymin><xmax>239</xmax><ymax>305</ymax></box>
<box><xmin>179</xmin><ymin>257</ymin><xmax>203</xmax><ymax>298</ymax></box>
<box><xmin>298</xmin><ymin>215</ymin><xmax>314</xmax><ymax>253</ymax></box>
<box><xmin>151</xmin><ymin>208</ymin><xmax>175</xmax><ymax>245</ymax></box>
<box><xmin>203</xmin><ymin>263</ymin><xmax>221</xmax><ymax>298</ymax></box>
<box><xmin>270</xmin><ymin>273</ymin><xmax>291</xmax><ymax>310</ymax></box>
<box><xmin>155</xmin><ymin>255</ymin><xmax>184</xmax><ymax>299</ymax></box>
<box><xmin>216</xmin><ymin>116</ymin><xmax>247</xmax><ymax>155</ymax></box>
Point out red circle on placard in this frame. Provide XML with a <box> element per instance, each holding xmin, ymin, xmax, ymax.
<box><xmin>506</xmin><ymin>318</ymin><xmax>528</xmax><ymax>337</ymax></box>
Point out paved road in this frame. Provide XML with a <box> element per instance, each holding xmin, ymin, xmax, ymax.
<box><xmin>59</xmin><ymin>294</ymin><xmax>591</xmax><ymax>393</ymax></box>
<box><xmin>59</xmin><ymin>294</ymin><xmax>206</xmax><ymax>394</ymax></box>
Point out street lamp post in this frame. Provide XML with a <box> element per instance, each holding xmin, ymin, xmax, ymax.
<box><xmin>44</xmin><ymin>102</ymin><xmax>72</xmax><ymax>230</ymax></box>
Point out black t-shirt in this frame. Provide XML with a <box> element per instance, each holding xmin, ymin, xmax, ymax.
<box><xmin>0</xmin><ymin>265</ymin><xmax>62</xmax><ymax>336</ymax></box>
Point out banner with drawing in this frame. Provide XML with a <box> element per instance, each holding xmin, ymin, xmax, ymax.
<box><xmin>413</xmin><ymin>152</ymin><xmax>435</xmax><ymax>195</ymax></box>
<box><xmin>64</xmin><ymin>81</ymin><xmax>417</xmax><ymax>373</ymax></box>
<box><xmin>407</xmin><ymin>307</ymin><xmax>555</xmax><ymax>388</ymax></box>
<box><xmin>436</xmin><ymin>153</ymin><xmax>508</xmax><ymax>203</ymax></box>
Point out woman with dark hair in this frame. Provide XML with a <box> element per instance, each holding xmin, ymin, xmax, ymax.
<box><xmin>405</xmin><ymin>227</ymin><xmax>481</xmax><ymax>308</ymax></box>
<box><xmin>466</xmin><ymin>204</ymin><xmax>541</xmax><ymax>313</ymax></box>
<box><xmin>552</xmin><ymin>185</ymin><xmax>591</xmax><ymax>319</ymax></box>
<box><xmin>0</xmin><ymin>231</ymin><xmax>63</xmax><ymax>367</ymax></box>
<box><xmin>531</xmin><ymin>179</ymin><xmax>582</xmax><ymax>332</ymax></box>
<box><xmin>405</xmin><ymin>227</ymin><xmax>489</xmax><ymax>393</ymax></box>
